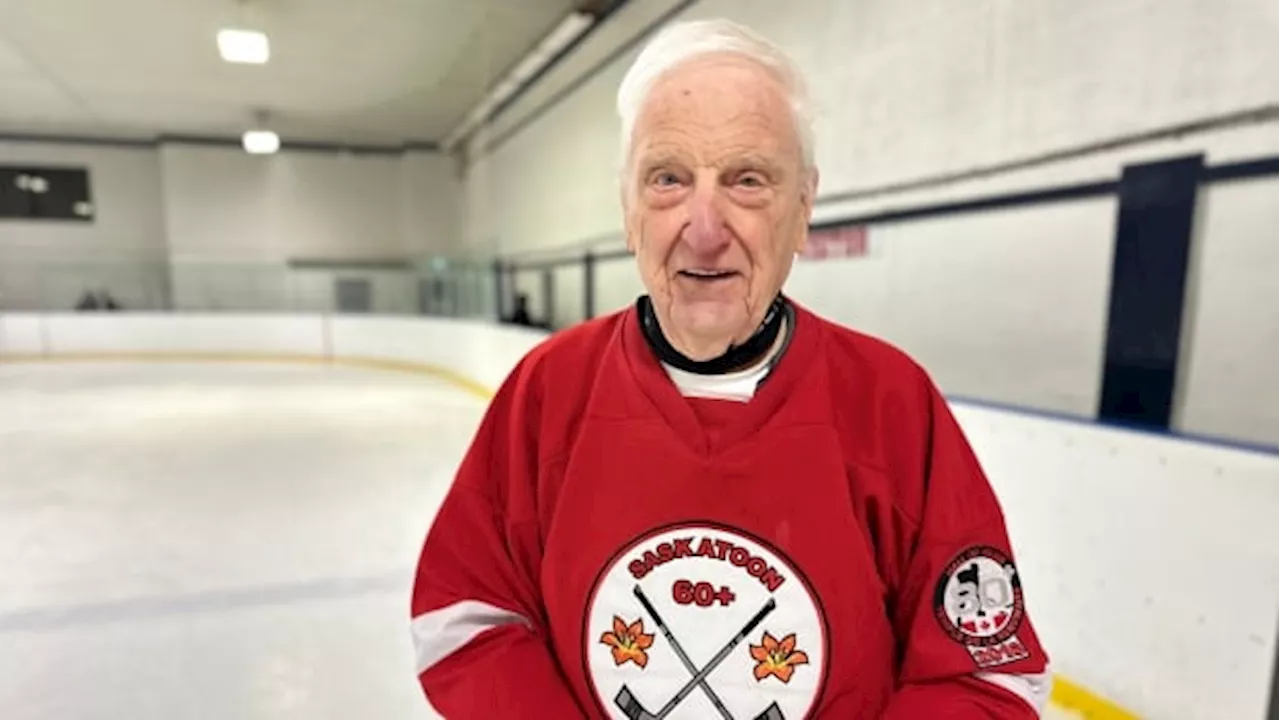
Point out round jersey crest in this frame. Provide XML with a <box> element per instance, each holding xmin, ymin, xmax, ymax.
<box><xmin>584</xmin><ymin>522</ymin><xmax>828</xmax><ymax>720</ymax></box>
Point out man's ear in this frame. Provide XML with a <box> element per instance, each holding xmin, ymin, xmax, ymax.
<box><xmin>802</xmin><ymin>167</ymin><xmax>819</xmax><ymax>219</ymax></box>
<box><xmin>621</xmin><ymin>177</ymin><xmax>639</xmax><ymax>253</ymax></box>
<box><xmin>794</xmin><ymin>168</ymin><xmax>819</xmax><ymax>254</ymax></box>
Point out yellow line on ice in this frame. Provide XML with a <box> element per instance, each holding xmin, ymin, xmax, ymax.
<box><xmin>0</xmin><ymin>351</ymin><xmax>495</xmax><ymax>401</ymax></box>
<box><xmin>1050</xmin><ymin>675</ymin><xmax>1141</xmax><ymax>719</ymax></box>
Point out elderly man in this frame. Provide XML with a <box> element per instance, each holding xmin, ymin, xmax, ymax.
<box><xmin>411</xmin><ymin>18</ymin><xmax>1049</xmax><ymax>719</ymax></box>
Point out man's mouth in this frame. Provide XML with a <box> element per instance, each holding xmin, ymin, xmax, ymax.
<box><xmin>678</xmin><ymin>269</ymin><xmax>738</xmax><ymax>281</ymax></box>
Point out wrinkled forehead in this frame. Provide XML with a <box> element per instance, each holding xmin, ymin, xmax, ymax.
<box><xmin>630</xmin><ymin>54</ymin><xmax>801</xmax><ymax>168</ymax></box>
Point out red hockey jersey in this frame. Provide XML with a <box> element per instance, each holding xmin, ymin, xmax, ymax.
<box><xmin>410</xmin><ymin>301</ymin><xmax>1049</xmax><ymax>719</ymax></box>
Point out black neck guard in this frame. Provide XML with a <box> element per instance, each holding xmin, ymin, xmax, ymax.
<box><xmin>637</xmin><ymin>294</ymin><xmax>791</xmax><ymax>375</ymax></box>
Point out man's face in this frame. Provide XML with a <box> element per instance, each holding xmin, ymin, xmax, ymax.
<box><xmin>623</xmin><ymin>54</ymin><xmax>816</xmax><ymax>360</ymax></box>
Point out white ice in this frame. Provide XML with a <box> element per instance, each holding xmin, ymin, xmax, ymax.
<box><xmin>0</xmin><ymin>361</ymin><xmax>478</xmax><ymax>719</ymax></box>
<box><xmin>0</xmin><ymin>360</ymin><xmax>1081</xmax><ymax>719</ymax></box>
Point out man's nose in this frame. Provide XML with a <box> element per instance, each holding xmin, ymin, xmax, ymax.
<box><xmin>682</xmin><ymin>184</ymin><xmax>730</xmax><ymax>257</ymax></box>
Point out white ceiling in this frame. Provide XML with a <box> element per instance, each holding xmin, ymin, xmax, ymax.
<box><xmin>0</xmin><ymin>0</ymin><xmax>581</xmax><ymax>145</ymax></box>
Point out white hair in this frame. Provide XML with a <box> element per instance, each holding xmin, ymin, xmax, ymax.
<box><xmin>615</xmin><ymin>18</ymin><xmax>815</xmax><ymax>177</ymax></box>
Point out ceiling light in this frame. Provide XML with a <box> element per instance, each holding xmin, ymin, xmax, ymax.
<box><xmin>218</xmin><ymin>28</ymin><xmax>270</xmax><ymax>64</ymax></box>
<box><xmin>242</xmin><ymin>129</ymin><xmax>280</xmax><ymax>154</ymax></box>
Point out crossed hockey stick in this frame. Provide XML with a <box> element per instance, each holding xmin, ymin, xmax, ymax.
<box><xmin>614</xmin><ymin>584</ymin><xmax>786</xmax><ymax>720</ymax></box>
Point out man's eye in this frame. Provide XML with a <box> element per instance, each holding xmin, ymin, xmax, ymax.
<box><xmin>652</xmin><ymin>172</ymin><xmax>681</xmax><ymax>187</ymax></box>
<box><xmin>736</xmin><ymin>173</ymin><xmax>766</xmax><ymax>188</ymax></box>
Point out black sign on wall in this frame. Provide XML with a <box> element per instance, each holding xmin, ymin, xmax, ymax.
<box><xmin>1268</xmin><ymin>647</ymin><xmax>1278</xmax><ymax>720</ymax></box>
<box><xmin>0</xmin><ymin>166</ymin><xmax>94</xmax><ymax>221</ymax></box>
<box><xmin>1098</xmin><ymin>154</ymin><xmax>1205</xmax><ymax>428</ymax></box>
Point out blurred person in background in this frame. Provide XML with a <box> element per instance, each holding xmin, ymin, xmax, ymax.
<box><xmin>74</xmin><ymin>289</ymin><xmax>121</xmax><ymax>311</ymax></box>
<box><xmin>508</xmin><ymin>292</ymin><xmax>536</xmax><ymax>327</ymax></box>
<box><xmin>411</xmin><ymin>18</ymin><xmax>1049</xmax><ymax>719</ymax></box>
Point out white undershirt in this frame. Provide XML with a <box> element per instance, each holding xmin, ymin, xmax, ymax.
<box><xmin>661</xmin><ymin>320</ymin><xmax>788</xmax><ymax>403</ymax></box>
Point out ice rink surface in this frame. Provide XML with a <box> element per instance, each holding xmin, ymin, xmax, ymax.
<box><xmin>0</xmin><ymin>361</ymin><xmax>481</xmax><ymax>719</ymax></box>
<box><xmin>0</xmin><ymin>361</ymin><xmax>1080</xmax><ymax>719</ymax></box>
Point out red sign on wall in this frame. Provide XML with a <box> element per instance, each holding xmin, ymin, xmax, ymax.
<box><xmin>799</xmin><ymin>225</ymin><xmax>868</xmax><ymax>261</ymax></box>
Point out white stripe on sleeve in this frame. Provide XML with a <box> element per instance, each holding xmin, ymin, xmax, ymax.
<box><xmin>975</xmin><ymin>669</ymin><xmax>1053</xmax><ymax>715</ymax></box>
<box><xmin>411</xmin><ymin>600</ymin><xmax>531</xmax><ymax>674</ymax></box>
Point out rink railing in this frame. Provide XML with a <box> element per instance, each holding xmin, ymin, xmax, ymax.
<box><xmin>2</xmin><ymin>312</ymin><xmax>1276</xmax><ymax>720</ymax></box>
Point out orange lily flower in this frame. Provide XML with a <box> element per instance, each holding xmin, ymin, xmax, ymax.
<box><xmin>749</xmin><ymin>631</ymin><xmax>809</xmax><ymax>684</ymax></box>
<box><xmin>600</xmin><ymin>616</ymin><xmax>655</xmax><ymax>668</ymax></box>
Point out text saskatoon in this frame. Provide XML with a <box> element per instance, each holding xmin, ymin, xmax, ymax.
<box><xmin>626</xmin><ymin>535</ymin><xmax>787</xmax><ymax>593</ymax></box>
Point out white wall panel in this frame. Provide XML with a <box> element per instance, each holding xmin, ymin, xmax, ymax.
<box><xmin>594</xmin><ymin>256</ymin><xmax>647</xmax><ymax>319</ymax></box>
<box><xmin>788</xmin><ymin>198</ymin><xmax>1117</xmax><ymax>415</ymax></box>
<box><xmin>159</xmin><ymin>145</ymin><xmax>275</xmax><ymax>260</ymax></box>
<box><xmin>401</xmin><ymin>150</ymin><xmax>463</xmax><ymax>257</ymax></box>
<box><xmin>810</xmin><ymin>123</ymin><xmax>1280</xmax><ymax>227</ymax></box>
<box><xmin>269</xmin><ymin>153</ymin><xmax>404</xmax><ymax>259</ymax></box>
<box><xmin>465</xmin><ymin>57</ymin><xmax>628</xmax><ymax>256</ymax></box>
<box><xmin>1174</xmin><ymin>178</ymin><xmax>1279</xmax><ymax>446</ymax></box>
<box><xmin>158</xmin><ymin>144</ymin><xmax>459</xmax><ymax>313</ymax></box>
<box><xmin>551</xmin><ymin>263</ymin><xmax>584</xmax><ymax>329</ymax></box>
<box><xmin>160</xmin><ymin>146</ymin><xmax>407</xmax><ymax>262</ymax></box>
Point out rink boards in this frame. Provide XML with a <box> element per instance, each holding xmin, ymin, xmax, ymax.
<box><xmin>1</xmin><ymin>311</ymin><xmax>1275</xmax><ymax>720</ymax></box>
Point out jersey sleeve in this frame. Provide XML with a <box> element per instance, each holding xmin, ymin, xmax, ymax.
<box><xmin>881</xmin><ymin>373</ymin><xmax>1052</xmax><ymax>719</ymax></box>
<box><xmin>408</xmin><ymin>357</ymin><xmax>586</xmax><ymax>718</ymax></box>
